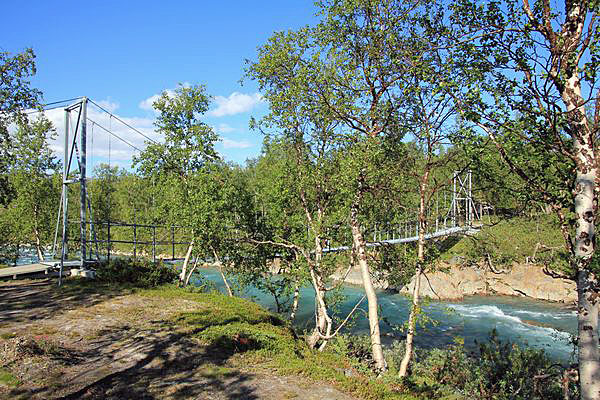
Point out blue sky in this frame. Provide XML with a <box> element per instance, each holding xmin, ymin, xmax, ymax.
<box><xmin>1</xmin><ymin>1</ymin><xmax>319</xmax><ymax>166</ymax></box>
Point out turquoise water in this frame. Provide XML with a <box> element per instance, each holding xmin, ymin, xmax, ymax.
<box><xmin>193</xmin><ymin>268</ymin><xmax>577</xmax><ymax>362</ymax></box>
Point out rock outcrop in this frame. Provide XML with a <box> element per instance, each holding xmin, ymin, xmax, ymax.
<box><xmin>332</xmin><ymin>262</ymin><xmax>576</xmax><ymax>303</ymax></box>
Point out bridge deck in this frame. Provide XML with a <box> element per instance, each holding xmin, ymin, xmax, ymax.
<box><xmin>0</xmin><ymin>260</ymin><xmax>81</xmax><ymax>279</ymax></box>
<box><xmin>323</xmin><ymin>225</ymin><xmax>479</xmax><ymax>253</ymax></box>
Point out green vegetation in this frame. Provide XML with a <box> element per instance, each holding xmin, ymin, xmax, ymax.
<box><xmin>2</xmin><ymin>0</ymin><xmax>599</xmax><ymax>396</ymax></box>
<box><xmin>94</xmin><ymin>257</ymin><xmax>178</xmax><ymax>288</ymax></box>
<box><xmin>142</xmin><ymin>286</ymin><xmax>417</xmax><ymax>400</ymax></box>
<box><xmin>441</xmin><ymin>215</ymin><xmax>567</xmax><ymax>269</ymax></box>
<box><xmin>0</xmin><ymin>368</ymin><xmax>20</xmax><ymax>388</ymax></box>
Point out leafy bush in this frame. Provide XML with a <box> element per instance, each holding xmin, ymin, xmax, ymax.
<box><xmin>334</xmin><ymin>332</ymin><xmax>568</xmax><ymax>399</ymax></box>
<box><xmin>411</xmin><ymin>332</ymin><xmax>566</xmax><ymax>399</ymax></box>
<box><xmin>94</xmin><ymin>257</ymin><xmax>178</xmax><ymax>288</ymax></box>
<box><xmin>467</xmin><ymin>331</ymin><xmax>565</xmax><ymax>399</ymax></box>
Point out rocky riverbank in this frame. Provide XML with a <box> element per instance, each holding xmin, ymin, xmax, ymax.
<box><xmin>332</xmin><ymin>262</ymin><xmax>576</xmax><ymax>303</ymax></box>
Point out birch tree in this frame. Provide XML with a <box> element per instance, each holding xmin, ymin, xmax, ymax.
<box><xmin>1</xmin><ymin>116</ymin><xmax>59</xmax><ymax>262</ymax></box>
<box><xmin>446</xmin><ymin>0</ymin><xmax>600</xmax><ymax>397</ymax></box>
<box><xmin>248</xmin><ymin>0</ymin><xmax>423</xmax><ymax>371</ymax></box>
<box><xmin>0</xmin><ymin>49</ymin><xmax>42</xmax><ymax>206</ymax></box>
<box><xmin>247</xmin><ymin>38</ymin><xmax>352</xmax><ymax>349</ymax></box>
<box><xmin>133</xmin><ymin>84</ymin><xmax>219</xmax><ymax>284</ymax></box>
<box><xmin>394</xmin><ymin>27</ymin><xmax>463</xmax><ymax>376</ymax></box>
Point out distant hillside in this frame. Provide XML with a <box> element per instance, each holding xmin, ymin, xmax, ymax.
<box><xmin>440</xmin><ymin>214</ymin><xmax>568</xmax><ymax>271</ymax></box>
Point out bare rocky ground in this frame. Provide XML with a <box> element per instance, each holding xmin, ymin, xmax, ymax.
<box><xmin>0</xmin><ymin>279</ymin><xmax>356</xmax><ymax>400</ymax></box>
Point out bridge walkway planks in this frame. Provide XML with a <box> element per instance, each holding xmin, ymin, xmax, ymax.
<box><xmin>0</xmin><ymin>261</ymin><xmax>81</xmax><ymax>280</ymax></box>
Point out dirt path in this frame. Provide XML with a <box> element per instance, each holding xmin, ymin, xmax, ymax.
<box><xmin>0</xmin><ymin>279</ymin><xmax>356</xmax><ymax>400</ymax></box>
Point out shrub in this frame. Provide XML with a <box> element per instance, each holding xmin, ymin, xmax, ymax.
<box><xmin>94</xmin><ymin>257</ymin><xmax>178</xmax><ymax>288</ymax></box>
<box><xmin>412</xmin><ymin>332</ymin><xmax>565</xmax><ymax>399</ymax></box>
<box><xmin>468</xmin><ymin>331</ymin><xmax>564</xmax><ymax>399</ymax></box>
<box><xmin>333</xmin><ymin>332</ymin><xmax>568</xmax><ymax>400</ymax></box>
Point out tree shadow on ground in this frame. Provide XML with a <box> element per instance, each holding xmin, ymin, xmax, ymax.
<box><xmin>5</xmin><ymin>317</ymin><xmax>262</xmax><ymax>399</ymax></box>
<box><xmin>0</xmin><ymin>278</ymin><xmax>132</xmax><ymax>326</ymax></box>
<box><xmin>57</xmin><ymin>330</ymin><xmax>259</xmax><ymax>399</ymax></box>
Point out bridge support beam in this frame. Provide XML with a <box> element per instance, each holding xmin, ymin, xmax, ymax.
<box><xmin>58</xmin><ymin>98</ymin><xmax>89</xmax><ymax>285</ymax></box>
<box><xmin>79</xmin><ymin>98</ymin><xmax>87</xmax><ymax>268</ymax></box>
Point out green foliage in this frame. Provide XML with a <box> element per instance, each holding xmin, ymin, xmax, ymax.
<box><xmin>0</xmin><ymin>368</ymin><xmax>20</xmax><ymax>388</ymax></box>
<box><xmin>154</xmin><ymin>288</ymin><xmax>418</xmax><ymax>400</ymax></box>
<box><xmin>94</xmin><ymin>258</ymin><xmax>178</xmax><ymax>288</ymax></box>
<box><xmin>466</xmin><ymin>331</ymin><xmax>564</xmax><ymax>399</ymax></box>
<box><xmin>0</xmin><ymin>115</ymin><xmax>60</xmax><ymax>263</ymax></box>
<box><xmin>134</xmin><ymin>84</ymin><xmax>218</xmax><ymax>179</ymax></box>
<box><xmin>133</xmin><ymin>84</ymin><xmax>221</xmax><ymax>246</ymax></box>
<box><xmin>335</xmin><ymin>333</ymin><xmax>567</xmax><ymax>400</ymax></box>
<box><xmin>0</xmin><ymin>48</ymin><xmax>42</xmax><ymax>206</ymax></box>
<box><xmin>442</xmin><ymin>215</ymin><xmax>568</xmax><ymax>270</ymax></box>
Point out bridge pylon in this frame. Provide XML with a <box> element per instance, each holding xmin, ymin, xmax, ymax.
<box><xmin>56</xmin><ymin>98</ymin><xmax>96</xmax><ymax>284</ymax></box>
<box><xmin>450</xmin><ymin>170</ymin><xmax>478</xmax><ymax>227</ymax></box>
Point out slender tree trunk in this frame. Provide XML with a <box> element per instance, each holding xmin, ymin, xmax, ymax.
<box><xmin>400</xmin><ymin>173</ymin><xmax>428</xmax><ymax>377</ymax></box>
<box><xmin>184</xmin><ymin>256</ymin><xmax>199</xmax><ymax>287</ymax></box>
<box><xmin>304</xmin><ymin>218</ymin><xmax>334</xmax><ymax>350</ymax></box>
<box><xmin>350</xmin><ymin>203</ymin><xmax>386</xmax><ymax>371</ymax></box>
<box><xmin>34</xmin><ymin>226</ymin><xmax>44</xmax><ymax>262</ymax></box>
<box><xmin>306</xmin><ymin>266</ymin><xmax>332</xmax><ymax>349</ymax></box>
<box><xmin>212</xmin><ymin>249</ymin><xmax>233</xmax><ymax>297</ymax></box>
<box><xmin>572</xmin><ymin>121</ymin><xmax>600</xmax><ymax>399</ymax></box>
<box><xmin>218</xmin><ymin>264</ymin><xmax>233</xmax><ymax>297</ymax></box>
<box><xmin>399</xmin><ymin>265</ymin><xmax>422</xmax><ymax>377</ymax></box>
<box><xmin>562</xmin><ymin>70</ymin><xmax>600</xmax><ymax>399</ymax></box>
<box><xmin>576</xmin><ymin>269</ymin><xmax>600</xmax><ymax>399</ymax></box>
<box><xmin>290</xmin><ymin>280</ymin><xmax>300</xmax><ymax>322</ymax></box>
<box><xmin>33</xmin><ymin>204</ymin><xmax>44</xmax><ymax>261</ymax></box>
<box><xmin>179</xmin><ymin>239</ymin><xmax>194</xmax><ymax>287</ymax></box>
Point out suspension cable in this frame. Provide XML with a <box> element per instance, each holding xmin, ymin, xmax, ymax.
<box><xmin>88</xmin><ymin>99</ymin><xmax>158</xmax><ymax>145</ymax></box>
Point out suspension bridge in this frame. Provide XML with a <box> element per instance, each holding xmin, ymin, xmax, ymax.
<box><xmin>1</xmin><ymin>97</ymin><xmax>485</xmax><ymax>280</ymax></box>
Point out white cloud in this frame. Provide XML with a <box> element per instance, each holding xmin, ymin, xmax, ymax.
<box><xmin>214</xmin><ymin>123</ymin><xmax>235</xmax><ymax>134</ymax></box>
<box><xmin>138</xmin><ymin>94</ymin><xmax>163</xmax><ymax>111</ymax></box>
<box><xmin>221</xmin><ymin>138</ymin><xmax>253</xmax><ymax>149</ymax></box>
<box><xmin>95</xmin><ymin>99</ymin><xmax>119</xmax><ymax>113</ymax></box>
<box><xmin>209</xmin><ymin>92</ymin><xmax>263</xmax><ymax>117</ymax></box>
<box><xmin>139</xmin><ymin>83</ymin><xmax>191</xmax><ymax>112</ymax></box>
<box><xmin>138</xmin><ymin>90</ymin><xmax>176</xmax><ymax>112</ymax></box>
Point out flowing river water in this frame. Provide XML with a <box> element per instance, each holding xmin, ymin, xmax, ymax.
<box><xmin>193</xmin><ymin>268</ymin><xmax>577</xmax><ymax>362</ymax></box>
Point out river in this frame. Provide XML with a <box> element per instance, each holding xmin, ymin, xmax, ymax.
<box><xmin>193</xmin><ymin>268</ymin><xmax>577</xmax><ymax>362</ymax></box>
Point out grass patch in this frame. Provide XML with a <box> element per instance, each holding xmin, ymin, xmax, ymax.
<box><xmin>0</xmin><ymin>332</ymin><xmax>16</xmax><ymax>340</ymax></box>
<box><xmin>440</xmin><ymin>214</ymin><xmax>567</xmax><ymax>268</ymax></box>
<box><xmin>0</xmin><ymin>368</ymin><xmax>20</xmax><ymax>388</ymax></box>
<box><xmin>137</xmin><ymin>286</ymin><xmax>420</xmax><ymax>399</ymax></box>
<box><xmin>197</xmin><ymin>365</ymin><xmax>236</xmax><ymax>378</ymax></box>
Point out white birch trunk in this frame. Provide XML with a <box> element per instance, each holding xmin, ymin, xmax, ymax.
<box><xmin>212</xmin><ymin>249</ymin><xmax>233</xmax><ymax>297</ymax></box>
<box><xmin>563</xmin><ymin>71</ymin><xmax>600</xmax><ymax>400</ymax></box>
<box><xmin>34</xmin><ymin>226</ymin><xmax>44</xmax><ymax>262</ymax></box>
<box><xmin>33</xmin><ymin>204</ymin><xmax>44</xmax><ymax>262</ymax></box>
<box><xmin>179</xmin><ymin>240</ymin><xmax>194</xmax><ymax>287</ymax></box>
<box><xmin>400</xmin><ymin>174</ymin><xmax>428</xmax><ymax>377</ymax></box>
<box><xmin>184</xmin><ymin>256</ymin><xmax>199</xmax><ymax>287</ymax></box>
<box><xmin>350</xmin><ymin>204</ymin><xmax>386</xmax><ymax>371</ymax></box>
<box><xmin>306</xmin><ymin>263</ymin><xmax>332</xmax><ymax>349</ymax></box>
<box><xmin>399</xmin><ymin>265</ymin><xmax>422</xmax><ymax>377</ymax></box>
<box><xmin>570</xmin><ymin>102</ymin><xmax>600</xmax><ymax>400</ymax></box>
<box><xmin>290</xmin><ymin>281</ymin><xmax>300</xmax><ymax>322</ymax></box>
